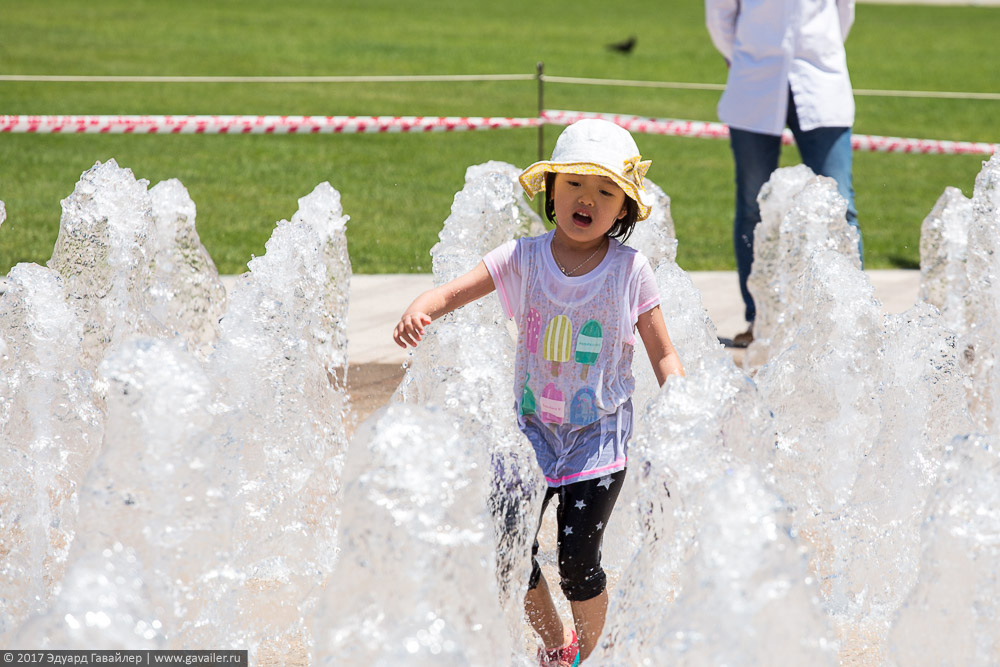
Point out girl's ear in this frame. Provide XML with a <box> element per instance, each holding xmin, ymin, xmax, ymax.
<box><xmin>617</xmin><ymin>202</ymin><xmax>628</xmax><ymax>220</ymax></box>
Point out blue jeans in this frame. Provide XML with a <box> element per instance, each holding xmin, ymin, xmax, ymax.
<box><xmin>729</xmin><ymin>93</ymin><xmax>862</xmax><ymax>323</ymax></box>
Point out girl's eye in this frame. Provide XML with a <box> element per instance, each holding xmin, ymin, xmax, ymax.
<box><xmin>600</xmin><ymin>190</ymin><xmax>614</xmax><ymax>197</ymax></box>
<box><xmin>566</xmin><ymin>180</ymin><xmax>581</xmax><ymax>187</ymax></box>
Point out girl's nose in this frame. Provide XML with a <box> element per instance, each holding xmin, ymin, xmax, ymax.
<box><xmin>578</xmin><ymin>190</ymin><xmax>595</xmax><ymax>206</ymax></box>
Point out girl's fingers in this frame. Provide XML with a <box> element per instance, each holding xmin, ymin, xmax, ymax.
<box><xmin>393</xmin><ymin>312</ymin><xmax>431</xmax><ymax>348</ymax></box>
<box><xmin>393</xmin><ymin>323</ymin><xmax>411</xmax><ymax>348</ymax></box>
<box><xmin>405</xmin><ymin>317</ymin><xmax>427</xmax><ymax>338</ymax></box>
<box><xmin>393</xmin><ymin>322</ymin><xmax>425</xmax><ymax>347</ymax></box>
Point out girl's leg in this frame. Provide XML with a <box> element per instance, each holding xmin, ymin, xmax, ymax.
<box><xmin>525</xmin><ymin>486</ymin><xmax>567</xmax><ymax>649</ymax></box>
<box><xmin>570</xmin><ymin>590</ymin><xmax>608</xmax><ymax>661</ymax></box>
<box><xmin>555</xmin><ymin>469</ymin><xmax>628</xmax><ymax>661</ymax></box>
<box><xmin>525</xmin><ymin>573</ymin><xmax>570</xmax><ymax>649</ymax></box>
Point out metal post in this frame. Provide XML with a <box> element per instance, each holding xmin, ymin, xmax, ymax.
<box><xmin>536</xmin><ymin>61</ymin><xmax>545</xmax><ymax>163</ymax></box>
<box><xmin>536</xmin><ymin>61</ymin><xmax>545</xmax><ymax>219</ymax></box>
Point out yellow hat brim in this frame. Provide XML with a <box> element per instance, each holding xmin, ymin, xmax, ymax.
<box><xmin>518</xmin><ymin>161</ymin><xmax>652</xmax><ymax>221</ymax></box>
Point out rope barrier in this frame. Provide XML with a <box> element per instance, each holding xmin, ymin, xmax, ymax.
<box><xmin>0</xmin><ymin>73</ymin><xmax>536</xmax><ymax>84</ymax></box>
<box><xmin>542</xmin><ymin>75</ymin><xmax>1000</xmax><ymax>101</ymax></box>
<box><xmin>853</xmin><ymin>87</ymin><xmax>1000</xmax><ymax>101</ymax></box>
<box><xmin>2</xmin><ymin>111</ymin><xmax>994</xmax><ymax>156</ymax></box>
<box><xmin>5</xmin><ymin>72</ymin><xmax>999</xmax><ymax>101</ymax></box>
<box><xmin>544</xmin><ymin>76</ymin><xmax>727</xmax><ymax>92</ymax></box>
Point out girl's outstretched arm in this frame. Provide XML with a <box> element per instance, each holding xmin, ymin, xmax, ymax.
<box><xmin>636</xmin><ymin>305</ymin><xmax>685</xmax><ymax>386</ymax></box>
<box><xmin>393</xmin><ymin>261</ymin><xmax>496</xmax><ymax>348</ymax></box>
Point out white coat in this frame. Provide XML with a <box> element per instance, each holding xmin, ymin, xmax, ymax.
<box><xmin>706</xmin><ymin>0</ymin><xmax>856</xmax><ymax>135</ymax></box>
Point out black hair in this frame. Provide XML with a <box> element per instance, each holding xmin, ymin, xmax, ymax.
<box><xmin>543</xmin><ymin>172</ymin><xmax>640</xmax><ymax>243</ymax></box>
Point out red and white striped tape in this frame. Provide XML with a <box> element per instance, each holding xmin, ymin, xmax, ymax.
<box><xmin>848</xmin><ymin>134</ymin><xmax>997</xmax><ymax>156</ymax></box>
<box><xmin>0</xmin><ymin>114</ymin><xmax>540</xmax><ymax>134</ymax></box>
<box><xmin>2</xmin><ymin>111</ymin><xmax>995</xmax><ymax>155</ymax></box>
<box><xmin>543</xmin><ymin>110</ymin><xmax>998</xmax><ymax>156</ymax></box>
<box><xmin>543</xmin><ymin>110</ymin><xmax>733</xmax><ymax>142</ymax></box>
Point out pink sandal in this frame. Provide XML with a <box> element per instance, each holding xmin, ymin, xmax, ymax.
<box><xmin>538</xmin><ymin>630</ymin><xmax>580</xmax><ymax>667</ymax></box>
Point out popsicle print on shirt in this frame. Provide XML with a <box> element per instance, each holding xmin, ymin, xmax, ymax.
<box><xmin>569</xmin><ymin>387</ymin><xmax>598</xmax><ymax>425</ymax></box>
<box><xmin>521</xmin><ymin>372</ymin><xmax>536</xmax><ymax>416</ymax></box>
<box><xmin>574</xmin><ymin>319</ymin><xmax>603</xmax><ymax>380</ymax></box>
<box><xmin>539</xmin><ymin>382</ymin><xmax>565</xmax><ymax>424</ymax></box>
<box><xmin>524</xmin><ymin>308</ymin><xmax>542</xmax><ymax>354</ymax></box>
<box><xmin>543</xmin><ymin>315</ymin><xmax>573</xmax><ymax>376</ymax></box>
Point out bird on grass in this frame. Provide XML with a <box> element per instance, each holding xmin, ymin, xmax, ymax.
<box><xmin>607</xmin><ymin>35</ymin><xmax>637</xmax><ymax>54</ymax></box>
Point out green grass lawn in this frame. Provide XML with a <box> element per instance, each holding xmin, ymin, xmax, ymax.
<box><xmin>1</xmin><ymin>0</ymin><xmax>997</xmax><ymax>275</ymax></box>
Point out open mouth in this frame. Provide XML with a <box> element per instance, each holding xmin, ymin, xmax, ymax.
<box><xmin>572</xmin><ymin>212</ymin><xmax>593</xmax><ymax>225</ymax></box>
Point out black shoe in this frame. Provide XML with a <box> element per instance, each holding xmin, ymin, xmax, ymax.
<box><xmin>732</xmin><ymin>324</ymin><xmax>753</xmax><ymax>348</ymax></box>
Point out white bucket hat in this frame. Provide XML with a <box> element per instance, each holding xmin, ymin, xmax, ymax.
<box><xmin>519</xmin><ymin>118</ymin><xmax>652</xmax><ymax>220</ymax></box>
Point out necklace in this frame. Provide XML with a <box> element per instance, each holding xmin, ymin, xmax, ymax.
<box><xmin>553</xmin><ymin>238</ymin><xmax>606</xmax><ymax>276</ymax></box>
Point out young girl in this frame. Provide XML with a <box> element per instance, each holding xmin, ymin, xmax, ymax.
<box><xmin>393</xmin><ymin>119</ymin><xmax>685</xmax><ymax>665</ymax></box>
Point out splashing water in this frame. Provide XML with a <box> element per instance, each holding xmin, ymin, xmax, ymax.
<box><xmin>0</xmin><ymin>264</ymin><xmax>103</xmax><ymax>638</ymax></box>
<box><xmin>311</xmin><ymin>403</ymin><xmax>509</xmax><ymax>664</ymax></box>
<box><xmin>3</xmin><ymin>153</ymin><xmax>1000</xmax><ymax>665</ymax></box>
<box><xmin>147</xmin><ymin>179</ymin><xmax>228</xmax><ymax>357</ymax></box>
<box><xmin>3</xmin><ymin>162</ymin><xmax>352</xmax><ymax>662</ymax></box>
<box><xmin>745</xmin><ymin>166</ymin><xmax>862</xmax><ymax>369</ymax></box>
<box><xmin>919</xmin><ymin>186</ymin><xmax>972</xmax><ymax>335</ymax></box>
<box><xmin>887</xmin><ymin>434</ymin><xmax>1000</xmax><ymax>665</ymax></box>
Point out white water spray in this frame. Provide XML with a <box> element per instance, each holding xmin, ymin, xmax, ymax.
<box><xmin>2</xmin><ymin>154</ymin><xmax>1000</xmax><ymax>665</ymax></box>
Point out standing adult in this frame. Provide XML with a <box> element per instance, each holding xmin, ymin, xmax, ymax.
<box><xmin>706</xmin><ymin>0</ymin><xmax>863</xmax><ymax>346</ymax></box>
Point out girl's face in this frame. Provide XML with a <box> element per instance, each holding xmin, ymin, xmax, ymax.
<box><xmin>550</xmin><ymin>172</ymin><xmax>628</xmax><ymax>246</ymax></box>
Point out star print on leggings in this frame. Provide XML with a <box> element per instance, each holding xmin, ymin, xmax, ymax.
<box><xmin>575</xmin><ymin>500</ymin><xmax>586</xmax><ymax>510</ymax></box>
<box><xmin>597</xmin><ymin>476</ymin><xmax>613</xmax><ymax>490</ymax></box>
<box><xmin>564</xmin><ymin>525</ymin><xmax>574</xmax><ymax>536</ymax></box>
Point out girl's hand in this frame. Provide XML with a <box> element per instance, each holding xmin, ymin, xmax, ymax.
<box><xmin>393</xmin><ymin>311</ymin><xmax>433</xmax><ymax>348</ymax></box>
<box><xmin>390</xmin><ymin>261</ymin><xmax>497</xmax><ymax>350</ymax></box>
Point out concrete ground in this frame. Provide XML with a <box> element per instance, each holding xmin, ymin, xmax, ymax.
<box><xmin>344</xmin><ymin>270</ymin><xmax>921</xmax><ymax>422</ymax></box>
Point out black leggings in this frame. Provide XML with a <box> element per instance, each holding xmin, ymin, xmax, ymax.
<box><xmin>527</xmin><ymin>469</ymin><xmax>627</xmax><ymax>602</ymax></box>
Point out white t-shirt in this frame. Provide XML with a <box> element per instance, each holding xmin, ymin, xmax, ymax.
<box><xmin>706</xmin><ymin>0</ymin><xmax>855</xmax><ymax>135</ymax></box>
<box><xmin>484</xmin><ymin>231</ymin><xmax>659</xmax><ymax>427</ymax></box>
